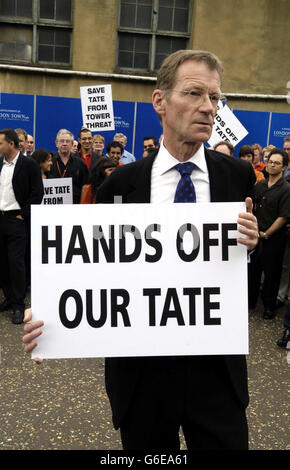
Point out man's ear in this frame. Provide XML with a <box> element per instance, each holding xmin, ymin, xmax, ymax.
<box><xmin>152</xmin><ymin>89</ymin><xmax>166</xmax><ymax>117</ymax></box>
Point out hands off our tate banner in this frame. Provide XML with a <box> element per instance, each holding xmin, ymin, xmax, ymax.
<box><xmin>31</xmin><ymin>202</ymin><xmax>248</xmax><ymax>360</ymax></box>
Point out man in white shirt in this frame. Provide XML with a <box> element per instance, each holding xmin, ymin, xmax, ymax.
<box><xmin>23</xmin><ymin>50</ymin><xmax>258</xmax><ymax>450</ymax></box>
<box><xmin>0</xmin><ymin>129</ymin><xmax>43</xmax><ymax>324</ymax></box>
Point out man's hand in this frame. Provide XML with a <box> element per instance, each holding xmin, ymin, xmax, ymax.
<box><xmin>22</xmin><ymin>308</ymin><xmax>44</xmax><ymax>364</ymax></box>
<box><xmin>237</xmin><ymin>197</ymin><xmax>259</xmax><ymax>251</ymax></box>
<box><xmin>16</xmin><ymin>215</ymin><xmax>24</xmax><ymax>221</ymax></box>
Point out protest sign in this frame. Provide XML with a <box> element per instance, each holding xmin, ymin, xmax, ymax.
<box><xmin>31</xmin><ymin>202</ymin><xmax>248</xmax><ymax>359</ymax></box>
<box><xmin>208</xmin><ymin>104</ymin><xmax>248</xmax><ymax>147</ymax></box>
<box><xmin>42</xmin><ymin>178</ymin><xmax>73</xmax><ymax>205</ymax></box>
<box><xmin>80</xmin><ymin>84</ymin><xmax>115</xmax><ymax>131</ymax></box>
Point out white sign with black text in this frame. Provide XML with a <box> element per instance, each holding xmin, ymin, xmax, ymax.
<box><xmin>42</xmin><ymin>178</ymin><xmax>73</xmax><ymax>205</ymax></box>
<box><xmin>208</xmin><ymin>103</ymin><xmax>248</xmax><ymax>147</ymax></box>
<box><xmin>31</xmin><ymin>202</ymin><xmax>248</xmax><ymax>359</ymax></box>
<box><xmin>80</xmin><ymin>84</ymin><xmax>115</xmax><ymax>131</ymax></box>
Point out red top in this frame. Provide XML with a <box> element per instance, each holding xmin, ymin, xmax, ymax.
<box><xmin>80</xmin><ymin>149</ymin><xmax>92</xmax><ymax>169</ymax></box>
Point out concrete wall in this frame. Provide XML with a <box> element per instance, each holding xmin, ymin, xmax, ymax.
<box><xmin>0</xmin><ymin>0</ymin><xmax>289</xmax><ymax>113</ymax></box>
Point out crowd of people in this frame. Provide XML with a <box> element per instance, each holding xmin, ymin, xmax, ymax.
<box><xmin>0</xmin><ymin>125</ymin><xmax>289</xmax><ymax>351</ymax></box>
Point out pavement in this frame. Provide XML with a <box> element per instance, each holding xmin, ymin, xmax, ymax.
<box><xmin>0</xmin><ymin>291</ymin><xmax>289</xmax><ymax>450</ymax></box>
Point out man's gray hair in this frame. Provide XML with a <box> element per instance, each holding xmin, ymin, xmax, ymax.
<box><xmin>56</xmin><ymin>129</ymin><xmax>74</xmax><ymax>142</ymax></box>
<box><xmin>156</xmin><ymin>49</ymin><xmax>224</xmax><ymax>91</ymax></box>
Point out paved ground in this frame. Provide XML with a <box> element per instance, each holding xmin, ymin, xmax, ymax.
<box><xmin>0</xmin><ymin>291</ymin><xmax>289</xmax><ymax>450</ymax></box>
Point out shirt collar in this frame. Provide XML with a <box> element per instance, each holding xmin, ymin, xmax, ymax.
<box><xmin>154</xmin><ymin>141</ymin><xmax>207</xmax><ymax>176</ymax></box>
<box><xmin>3</xmin><ymin>152</ymin><xmax>20</xmax><ymax>165</ymax></box>
<box><xmin>80</xmin><ymin>148</ymin><xmax>92</xmax><ymax>159</ymax></box>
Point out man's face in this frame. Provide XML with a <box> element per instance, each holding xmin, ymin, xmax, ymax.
<box><xmin>283</xmin><ymin>141</ymin><xmax>290</xmax><ymax>158</ymax></box>
<box><xmin>18</xmin><ymin>133</ymin><xmax>27</xmax><ymax>153</ymax></box>
<box><xmin>0</xmin><ymin>134</ymin><xmax>14</xmax><ymax>158</ymax></box>
<box><xmin>26</xmin><ymin>135</ymin><xmax>34</xmax><ymax>154</ymax></box>
<box><xmin>79</xmin><ymin>131</ymin><xmax>93</xmax><ymax>152</ymax></box>
<box><xmin>267</xmin><ymin>154</ymin><xmax>285</xmax><ymax>176</ymax></box>
<box><xmin>72</xmin><ymin>140</ymin><xmax>78</xmax><ymax>153</ymax></box>
<box><xmin>240</xmin><ymin>153</ymin><xmax>254</xmax><ymax>164</ymax></box>
<box><xmin>56</xmin><ymin>133</ymin><xmax>73</xmax><ymax>155</ymax></box>
<box><xmin>253</xmin><ymin>149</ymin><xmax>262</xmax><ymax>165</ymax></box>
<box><xmin>114</xmin><ymin>136</ymin><xmax>126</xmax><ymax>148</ymax></box>
<box><xmin>108</xmin><ymin>146</ymin><xmax>122</xmax><ymax>164</ymax></box>
<box><xmin>143</xmin><ymin>139</ymin><xmax>156</xmax><ymax>151</ymax></box>
<box><xmin>154</xmin><ymin>60</ymin><xmax>221</xmax><ymax>146</ymax></box>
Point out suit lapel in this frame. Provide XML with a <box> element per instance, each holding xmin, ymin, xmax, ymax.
<box><xmin>125</xmin><ymin>152</ymin><xmax>157</xmax><ymax>203</ymax></box>
<box><xmin>12</xmin><ymin>153</ymin><xmax>24</xmax><ymax>180</ymax></box>
<box><xmin>204</xmin><ymin>148</ymin><xmax>229</xmax><ymax>202</ymax></box>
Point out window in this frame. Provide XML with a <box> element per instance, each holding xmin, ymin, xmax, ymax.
<box><xmin>118</xmin><ymin>0</ymin><xmax>192</xmax><ymax>72</ymax></box>
<box><xmin>0</xmin><ymin>0</ymin><xmax>73</xmax><ymax>66</ymax></box>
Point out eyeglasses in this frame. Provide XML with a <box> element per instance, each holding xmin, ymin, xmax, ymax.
<box><xmin>164</xmin><ymin>89</ymin><xmax>226</xmax><ymax>107</ymax></box>
<box><xmin>58</xmin><ymin>139</ymin><xmax>72</xmax><ymax>144</ymax></box>
<box><xmin>268</xmin><ymin>160</ymin><xmax>283</xmax><ymax>166</ymax></box>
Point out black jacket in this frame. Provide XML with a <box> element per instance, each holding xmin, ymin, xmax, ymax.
<box><xmin>50</xmin><ymin>153</ymin><xmax>89</xmax><ymax>203</ymax></box>
<box><xmin>0</xmin><ymin>153</ymin><xmax>44</xmax><ymax>221</ymax></box>
<box><xmin>96</xmin><ymin>148</ymin><xmax>256</xmax><ymax>430</ymax></box>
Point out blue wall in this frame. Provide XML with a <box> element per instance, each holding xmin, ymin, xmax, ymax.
<box><xmin>0</xmin><ymin>92</ymin><xmax>289</xmax><ymax>158</ymax></box>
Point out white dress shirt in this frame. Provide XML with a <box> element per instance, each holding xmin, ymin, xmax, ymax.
<box><xmin>0</xmin><ymin>152</ymin><xmax>21</xmax><ymax>211</ymax></box>
<box><xmin>150</xmin><ymin>142</ymin><xmax>210</xmax><ymax>203</ymax></box>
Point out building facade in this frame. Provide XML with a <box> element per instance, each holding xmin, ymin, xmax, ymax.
<box><xmin>0</xmin><ymin>0</ymin><xmax>289</xmax><ymax>113</ymax></box>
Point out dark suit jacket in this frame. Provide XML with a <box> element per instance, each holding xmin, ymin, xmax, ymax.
<box><xmin>76</xmin><ymin>151</ymin><xmax>101</xmax><ymax>173</ymax></box>
<box><xmin>0</xmin><ymin>153</ymin><xmax>44</xmax><ymax>221</ymax></box>
<box><xmin>96</xmin><ymin>148</ymin><xmax>256</xmax><ymax>430</ymax></box>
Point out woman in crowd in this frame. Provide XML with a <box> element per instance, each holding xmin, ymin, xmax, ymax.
<box><xmin>81</xmin><ymin>157</ymin><xmax>117</xmax><ymax>204</ymax></box>
<box><xmin>93</xmin><ymin>134</ymin><xmax>105</xmax><ymax>157</ymax></box>
<box><xmin>31</xmin><ymin>149</ymin><xmax>53</xmax><ymax>179</ymax></box>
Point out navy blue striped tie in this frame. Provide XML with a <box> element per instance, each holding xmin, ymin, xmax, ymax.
<box><xmin>174</xmin><ymin>162</ymin><xmax>196</xmax><ymax>203</ymax></box>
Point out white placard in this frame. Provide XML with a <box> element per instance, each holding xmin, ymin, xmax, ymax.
<box><xmin>80</xmin><ymin>84</ymin><xmax>115</xmax><ymax>131</ymax></box>
<box><xmin>208</xmin><ymin>104</ymin><xmax>248</xmax><ymax>147</ymax></box>
<box><xmin>42</xmin><ymin>178</ymin><xmax>73</xmax><ymax>205</ymax></box>
<box><xmin>31</xmin><ymin>202</ymin><xmax>248</xmax><ymax>359</ymax></box>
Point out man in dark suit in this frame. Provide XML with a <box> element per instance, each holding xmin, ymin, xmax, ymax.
<box><xmin>23</xmin><ymin>50</ymin><xmax>258</xmax><ymax>449</ymax></box>
<box><xmin>0</xmin><ymin>128</ymin><xmax>43</xmax><ymax>324</ymax></box>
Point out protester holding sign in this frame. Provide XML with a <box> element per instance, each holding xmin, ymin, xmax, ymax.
<box><xmin>23</xmin><ymin>50</ymin><xmax>258</xmax><ymax>451</ymax></box>
<box><xmin>50</xmin><ymin>129</ymin><xmax>88</xmax><ymax>204</ymax></box>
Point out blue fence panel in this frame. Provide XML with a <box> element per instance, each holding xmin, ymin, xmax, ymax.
<box><xmin>36</xmin><ymin>95</ymin><xmax>82</xmax><ymax>151</ymax></box>
<box><xmin>0</xmin><ymin>92</ymin><xmax>34</xmax><ymax>134</ymax></box>
<box><xmin>36</xmin><ymin>96</ymin><xmax>136</xmax><ymax>154</ymax></box>
<box><xmin>232</xmin><ymin>110</ymin><xmax>270</xmax><ymax>157</ymax></box>
<box><xmin>268</xmin><ymin>112</ymin><xmax>290</xmax><ymax>148</ymax></box>
<box><xmin>3</xmin><ymin>91</ymin><xmax>289</xmax><ymax>160</ymax></box>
